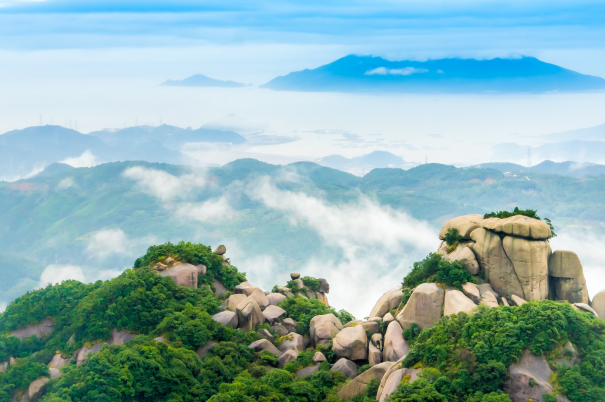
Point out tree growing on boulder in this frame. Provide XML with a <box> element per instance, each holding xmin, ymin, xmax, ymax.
<box><xmin>403</xmin><ymin>253</ymin><xmax>475</xmax><ymax>290</ymax></box>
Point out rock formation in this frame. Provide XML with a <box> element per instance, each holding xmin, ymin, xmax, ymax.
<box><xmin>396</xmin><ymin>283</ymin><xmax>444</xmax><ymax>330</ymax></box>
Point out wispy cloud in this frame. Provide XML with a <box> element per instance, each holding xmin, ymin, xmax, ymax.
<box><xmin>366</xmin><ymin>67</ymin><xmax>429</xmax><ymax>76</ymax></box>
<box><xmin>122</xmin><ymin>166</ymin><xmax>209</xmax><ymax>202</ymax></box>
<box><xmin>39</xmin><ymin>264</ymin><xmax>86</xmax><ymax>287</ymax></box>
<box><xmin>86</xmin><ymin>228</ymin><xmax>158</xmax><ymax>259</ymax></box>
<box><xmin>60</xmin><ymin>150</ymin><xmax>99</xmax><ymax>168</ymax></box>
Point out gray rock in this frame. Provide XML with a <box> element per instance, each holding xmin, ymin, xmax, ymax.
<box><xmin>444</xmin><ymin>289</ymin><xmax>477</xmax><ymax>316</ymax></box>
<box><xmin>443</xmin><ymin>243</ymin><xmax>480</xmax><ymax>275</ymax></box>
<box><xmin>574</xmin><ymin>303</ymin><xmax>598</xmax><ymax>317</ymax></box>
<box><xmin>10</xmin><ymin>319</ymin><xmax>54</xmax><ymax>341</ymax></box>
<box><xmin>369</xmin><ymin>287</ymin><xmax>404</xmax><ymax>318</ymax></box>
<box><xmin>236</xmin><ymin>296</ymin><xmax>264</xmax><ymax>331</ymax></box>
<box><xmin>109</xmin><ymin>328</ymin><xmax>136</xmax><ymax>346</ymax></box>
<box><xmin>503</xmin><ymin>236</ymin><xmax>550</xmax><ymax>301</ymax></box>
<box><xmin>337</xmin><ymin>361</ymin><xmax>393</xmax><ymax>400</ymax></box>
<box><xmin>480</xmin><ymin>291</ymin><xmax>499</xmax><ymax>308</ymax></box>
<box><xmin>154</xmin><ymin>336</ymin><xmax>165</xmax><ymax>343</ymax></box>
<box><xmin>249</xmin><ymin>339</ymin><xmax>282</xmax><ymax>356</ymax></box>
<box><xmin>297</xmin><ymin>364</ymin><xmax>320</xmax><ymax>377</ymax></box>
<box><xmin>369</xmin><ymin>317</ymin><xmax>382</xmax><ymax>322</ymax></box>
<box><xmin>27</xmin><ymin>378</ymin><xmax>50</xmax><ymax>402</ymax></box>
<box><xmin>318</xmin><ymin>278</ymin><xmax>330</xmax><ymax>293</ymax></box>
<box><xmin>278</xmin><ymin>332</ymin><xmax>304</xmax><ymax>353</ymax></box>
<box><xmin>369</xmin><ymin>342</ymin><xmax>382</xmax><ymax>367</ymax></box>
<box><xmin>224</xmin><ymin>294</ymin><xmax>247</xmax><ymax>311</ymax></box>
<box><xmin>371</xmin><ymin>333</ymin><xmax>383</xmax><ymax>350</ymax></box>
<box><xmin>361</xmin><ymin>321</ymin><xmax>380</xmax><ymax>335</ymax></box>
<box><xmin>486</xmin><ymin>215</ymin><xmax>552</xmax><ymax>240</ymax></box>
<box><xmin>396</xmin><ymin>283</ymin><xmax>444</xmax><ymax>330</ymax></box>
<box><xmin>593</xmin><ymin>289</ymin><xmax>605</xmax><ymax>318</ymax></box>
<box><xmin>383</xmin><ymin>321</ymin><xmax>409</xmax><ymax>362</ymax></box>
<box><xmin>262</xmin><ymin>305</ymin><xmax>287</xmax><ymax>325</ymax></box>
<box><xmin>76</xmin><ymin>344</ymin><xmax>104</xmax><ymax>366</ymax></box>
<box><xmin>554</xmin><ymin>342</ymin><xmax>580</xmax><ymax>368</ymax></box>
<box><xmin>196</xmin><ymin>264</ymin><xmax>207</xmax><ymax>276</ymax></box>
<box><xmin>196</xmin><ymin>341</ymin><xmax>216</xmax><ymax>359</ymax></box>
<box><xmin>333</xmin><ymin>325</ymin><xmax>368</xmax><ymax>360</ymax></box>
<box><xmin>49</xmin><ymin>368</ymin><xmax>61</xmax><ymax>380</ymax></box>
<box><xmin>271</xmin><ymin>323</ymin><xmax>289</xmax><ymax>336</ymax></box>
<box><xmin>511</xmin><ymin>294</ymin><xmax>527</xmax><ymax>306</ymax></box>
<box><xmin>250</xmin><ymin>288</ymin><xmax>270</xmax><ymax>310</ymax></box>
<box><xmin>213</xmin><ymin>279</ymin><xmax>227</xmax><ymax>296</ymax></box>
<box><xmin>47</xmin><ymin>353</ymin><xmax>69</xmax><ymax>369</ymax></box>
<box><xmin>310</xmin><ymin>314</ymin><xmax>342</xmax><ymax>346</ymax></box>
<box><xmin>378</xmin><ymin>367</ymin><xmax>422</xmax><ymax>402</ymax></box>
<box><xmin>549</xmin><ymin>250</ymin><xmax>589</xmax><ymax>304</ymax></box>
<box><xmin>501</xmin><ymin>297</ymin><xmax>510</xmax><ymax>306</ymax></box>
<box><xmin>159</xmin><ymin>263</ymin><xmax>198</xmax><ymax>289</ymax></box>
<box><xmin>0</xmin><ymin>362</ymin><xmax>7</xmax><ymax>373</ymax></box>
<box><xmin>461</xmin><ymin>282</ymin><xmax>481</xmax><ymax>304</ymax></box>
<box><xmin>439</xmin><ymin>214</ymin><xmax>484</xmax><ymax>240</ymax></box>
<box><xmin>290</xmin><ymin>272</ymin><xmax>300</xmax><ymax>279</ymax></box>
<box><xmin>283</xmin><ymin>318</ymin><xmax>297</xmax><ymax>333</ymax></box>
<box><xmin>316</xmin><ymin>292</ymin><xmax>329</xmax><ymax>306</ymax></box>
<box><xmin>505</xmin><ymin>349</ymin><xmax>568</xmax><ymax>402</ymax></box>
<box><xmin>233</xmin><ymin>281</ymin><xmax>259</xmax><ymax>296</ymax></box>
<box><xmin>214</xmin><ymin>245</ymin><xmax>227</xmax><ymax>255</ymax></box>
<box><xmin>212</xmin><ymin>311</ymin><xmax>238</xmax><ymax>329</ymax></box>
<box><xmin>477</xmin><ymin>283</ymin><xmax>498</xmax><ymax>298</ymax></box>
<box><xmin>258</xmin><ymin>328</ymin><xmax>274</xmax><ymax>341</ymax></box>
<box><xmin>267</xmin><ymin>292</ymin><xmax>287</xmax><ymax>306</ymax></box>
<box><xmin>383</xmin><ymin>313</ymin><xmax>394</xmax><ymax>324</ymax></box>
<box><xmin>343</xmin><ymin>320</ymin><xmax>363</xmax><ymax>328</ymax></box>
<box><xmin>277</xmin><ymin>350</ymin><xmax>298</xmax><ymax>368</ymax></box>
<box><xmin>313</xmin><ymin>352</ymin><xmax>326</xmax><ymax>362</ymax></box>
<box><xmin>331</xmin><ymin>358</ymin><xmax>358</xmax><ymax>379</ymax></box>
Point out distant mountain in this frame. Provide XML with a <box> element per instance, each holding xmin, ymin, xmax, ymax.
<box><xmin>261</xmin><ymin>55</ymin><xmax>605</xmax><ymax>93</ymax></box>
<box><xmin>316</xmin><ymin>150</ymin><xmax>407</xmax><ymax>174</ymax></box>
<box><xmin>492</xmin><ymin>140</ymin><xmax>605</xmax><ymax>165</ymax></box>
<box><xmin>545</xmin><ymin>123</ymin><xmax>605</xmax><ymax>141</ymax></box>
<box><xmin>472</xmin><ymin>160</ymin><xmax>605</xmax><ymax>177</ymax></box>
<box><xmin>161</xmin><ymin>74</ymin><xmax>246</xmax><ymax>88</ymax></box>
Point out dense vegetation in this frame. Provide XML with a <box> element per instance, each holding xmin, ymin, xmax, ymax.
<box><xmin>402</xmin><ymin>253</ymin><xmax>475</xmax><ymax>290</ymax></box>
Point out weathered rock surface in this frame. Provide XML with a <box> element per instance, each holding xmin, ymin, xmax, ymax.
<box><xmin>233</xmin><ymin>281</ymin><xmax>258</xmax><ymax>296</ymax></box>
<box><xmin>159</xmin><ymin>263</ymin><xmax>198</xmax><ymax>289</ymax></box>
<box><xmin>213</xmin><ymin>279</ymin><xmax>227</xmax><ymax>296</ymax></box>
<box><xmin>369</xmin><ymin>287</ymin><xmax>404</xmax><ymax>318</ymax></box>
<box><xmin>371</xmin><ymin>333</ymin><xmax>383</xmax><ymax>350</ymax></box>
<box><xmin>477</xmin><ymin>283</ymin><xmax>498</xmax><ymax>297</ymax></box>
<box><xmin>235</xmin><ymin>296</ymin><xmax>264</xmax><ymax>331</ymax></box>
<box><xmin>196</xmin><ymin>264</ymin><xmax>207</xmax><ymax>276</ymax></box>
<box><xmin>593</xmin><ymin>290</ymin><xmax>605</xmax><ymax>318</ymax></box>
<box><xmin>318</xmin><ymin>278</ymin><xmax>330</xmax><ymax>293</ymax></box>
<box><xmin>486</xmin><ymin>215</ymin><xmax>552</xmax><ymax>240</ymax></box>
<box><xmin>249</xmin><ymin>288</ymin><xmax>270</xmax><ymax>310</ymax></box>
<box><xmin>383</xmin><ymin>313</ymin><xmax>394</xmax><ymax>324</ymax></box>
<box><xmin>503</xmin><ymin>236</ymin><xmax>550</xmax><ymax>301</ymax></box>
<box><xmin>10</xmin><ymin>319</ymin><xmax>54</xmax><ymax>341</ymax></box>
<box><xmin>383</xmin><ymin>321</ymin><xmax>408</xmax><ymax>362</ymax></box>
<box><xmin>297</xmin><ymin>364</ymin><xmax>320</xmax><ymax>377</ymax></box>
<box><xmin>511</xmin><ymin>294</ymin><xmax>527</xmax><ymax>306</ymax></box>
<box><xmin>337</xmin><ymin>361</ymin><xmax>393</xmax><ymax>400</ymax></box>
<box><xmin>25</xmin><ymin>378</ymin><xmax>50</xmax><ymax>402</ymax></box>
<box><xmin>49</xmin><ymin>368</ymin><xmax>61</xmax><ymax>380</ymax></box>
<box><xmin>470</xmin><ymin>228</ymin><xmax>524</xmax><ymax>299</ymax></box>
<box><xmin>196</xmin><ymin>341</ymin><xmax>216</xmax><ymax>359</ymax></box>
<box><xmin>501</xmin><ymin>297</ymin><xmax>510</xmax><ymax>306</ymax></box>
<box><xmin>267</xmin><ymin>292</ymin><xmax>287</xmax><ymax>306</ymax></box>
<box><xmin>505</xmin><ymin>349</ymin><xmax>569</xmax><ymax>402</ymax></box>
<box><xmin>309</xmin><ymin>314</ymin><xmax>342</xmax><ymax>346</ymax></box>
<box><xmin>444</xmin><ymin>289</ymin><xmax>477</xmax><ymax>316</ymax></box>
<box><xmin>283</xmin><ymin>318</ymin><xmax>297</xmax><ymax>333</ymax></box>
<box><xmin>224</xmin><ymin>294</ymin><xmax>248</xmax><ymax>311</ymax></box>
<box><xmin>214</xmin><ymin>245</ymin><xmax>226</xmax><ymax>255</ymax></box>
<box><xmin>109</xmin><ymin>328</ymin><xmax>136</xmax><ymax>346</ymax></box>
<box><xmin>575</xmin><ymin>303</ymin><xmax>598</xmax><ymax>317</ymax></box>
<box><xmin>443</xmin><ymin>243</ymin><xmax>480</xmax><ymax>275</ymax></box>
<box><xmin>315</xmin><ymin>292</ymin><xmax>329</xmax><ymax>306</ymax></box>
<box><xmin>313</xmin><ymin>352</ymin><xmax>326</xmax><ymax>362</ymax></box>
<box><xmin>258</xmin><ymin>328</ymin><xmax>274</xmax><ymax>341</ymax></box>
<box><xmin>48</xmin><ymin>353</ymin><xmax>69</xmax><ymax>369</ymax></box>
<box><xmin>330</xmin><ymin>358</ymin><xmax>358</xmax><ymax>379</ymax></box>
<box><xmin>361</xmin><ymin>321</ymin><xmax>380</xmax><ymax>335</ymax></box>
<box><xmin>278</xmin><ymin>332</ymin><xmax>304</xmax><ymax>353</ymax></box>
<box><xmin>76</xmin><ymin>344</ymin><xmax>104</xmax><ymax>366</ymax></box>
<box><xmin>290</xmin><ymin>272</ymin><xmax>300</xmax><ymax>279</ymax></box>
<box><xmin>439</xmin><ymin>214</ymin><xmax>484</xmax><ymax>240</ymax></box>
<box><xmin>479</xmin><ymin>291</ymin><xmax>499</xmax><ymax>308</ymax></box>
<box><xmin>271</xmin><ymin>323</ymin><xmax>289</xmax><ymax>336</ymax></box>
<box><xmin>461</xmin><ymin>282</ymin><xmax>481</xmax><ymax>304</ymax></box>
<box><xmin>368</xmin><ymin>342</ymin><xmax>382</xmax><ymax>367</ymax></box>
<box><xmin>277</xmin><ymin>350</ymin><xmax>298</xmax><ymax>368</ymax></box>
<box><xmin>248</xmin><ymin>339</ymin><xmax>282</xmax><ymax>356</ymax></box>
<box><xmin>378</xmin><ymin>367</ymin><xmax>422</xmax><ymax>402</ymax></box>
<box><xmin>549</xmin><ymin>250</ymin><xmax>589</xmax><ymax>304</ymax></box>
<box><xmin>262</xmin><ymin>305</ymin><xmax>287</xmax><ymax>325</ymax></box>
<box><xmin>396</xmin><ymin>283</ymin><xmax>444</xmax><ymax>330</ymax></box>
<box><xmin>333</xmin><ymin>325</ymin><xmax>368</xmax><ymax>360</ymax></box>
<box><xmin>212</xmin><ymin>311</ymin><xmax>238</xmax><ymax>328</ymax></box>
<box><xmin>554</xmin><ymin>342</ymin><xmax>580</xmax><ymax>368</ymax></box>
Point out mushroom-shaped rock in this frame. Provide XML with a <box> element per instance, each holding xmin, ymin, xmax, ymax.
<box><xmin>337</xmin><ymin>361</ymin><xmax>394</xmax><ymax>400</ymax></box>
<box><xmin>313</xmin><ymin>352</ymin><xmax>326</xmax><ymax>363</ymax></box>
<box><xmin>10</xmin><ymin>319</ymin><xmax>54</xmax><ymax>341</ymax></box>
<box><xmin>196</xmin><ymin>341</ymin><xmax>216</xmax><ymax>359</ymax></box>
<box><xmin>249</xmin><ymin>288</ymin><xmax>270</xmax><ymax>310</ymax></box>
<box><xmin>443</xmin><ymin>244</ymin><xmax>480</xmax><ymax>275</ymax></box>
<box><xmin>439</xmin><ymin>214</ymin><xmax>484</xmax><ymax>240</ymax></box>
<box><xmin>212</xmin><ymin>311</ymin><xmax>238</xmax><ymax>329</ymax></box>
<box><xmin>461</xmin><ymin>282</ymin><xmax>481</xmax><ymax>304</ymax></box>
<box><xmin>487</xmin><ymin>215</ymin><xmax>551</xmax><ymax>240</ymax></box>
<box><xmin>297</xmin><ymin>364</ymin><xmax>321</xmax><ymax>377</ymax></box>
<box><xmin>369</xmin><ymin>287</ymin><xmax>404</xmax><ymax>318</ymax></box>
<box><xmin>593</xmin><ymin>290</ymin><xmax>605</xmax><ymax>318</ymax></box>
<box><xmin>262</xmin><ymin>305</ymin><xmax>287</xmax><ymax>325</ymax></box>
<box><xmin>27</xmin><ymin>378</ymin><xmax>50</xmax><ymax>401</ymax></box>
<box><xmin>503</xmin><ymin>236</ymin><xmax>550</xmax><ymax>301</ymax></box>
<box><xmin>383</xmin><ymin>321</ymin><xmax>409</xmax><ymax>362</ymax></box>
<box><xmin>511</xmin><ymin>294</ymin><xmax>527</xmax><ymax>306</ymax></box>
<box><xmin>233</xmin><ymin>281</ymin><xmax>259</xmax><ymax>296</ymax></box>
<box><xmin>236</xmin><ymin>296</ymin><xmax>264</xmax><ymax>331</ymax></box>
<box><xmin>378</xmin><ymin>367</ymin><xmax>422</xmax><ymax>402</ymax></box>
<box><xmin>159</xmin><ymin>263</ymin><xmax>198</xmax><ymax>289</ymax></box>
<box><xmin>470</xmin><ymin>228</ymin><xmax>525</xmax><ymax>299</ymax></box>
<box><xmin>396</xmin><ymin>283</ymin><xmax>444</xmax><ymax>330</ymax></box>
<box><xmin>331</xmin><ymin>358</ymin><xmax>358</xmax><ymax>379</ymax></box>
<box><xmin>267</xmin><ymin>292</ymin><xmax>287</xmax><ymax>306</ymax></box>
<box><xmin>249</xmin><ymin>339</ymin><xmax>282</xmax><ymax>356</ymax></box>
<box><xmin>109</xmin><ymin>328</ymin><xmax>136</xmax><ymax>346</ymax></box>
<box><xmin>290</xmin><ymin>272</ymin><xmax>300</xmax><ymax>279</ymax></box>
<box><xmin>224</xmin><ymin>294</ymin><xmax>248</xmax><ymax>311</ymax></box>
<box><xmin>479</xmin><ymin>291</ymin><xmax>499</xmax><ymax>308</ymax></box>
<box><xmin>48</xmin><ymin>353</ymin><xmax>69</xmax><ymax>369</ymax></box>
<box><xmin>549</xmin><ymin>250</ymin><xmax>589</xmax><ymax>304</ymax></box>
<box><xmin>369</xmin><ymin>342</ymin><xmax>382</xmax><ymax>367</ymax></box>
<box><xmin>278</xmin><ymin>332</ymin><xmax>304</xmax><ymax>353</ymax></box>
<box><xmin>277</xmin><ymin>350</ymin><xmax>298</xmax><ymax>368</ymax></box>
<box><xmin>444</xmin><ymin>289</ymin><xmax>477</xmax><ymax>316</ymax></box>
<box><xmin>214</xmin><ymin>245</ymin><xmax>226</xmax><ymax>255</ymax></box>
<box><xmin>333</xmin><ymin>325</ymin><xmax>368</xmax><ymax>360</ymax></box>
<box><xmin>318</xmin><ymin>278</ymin><xmax>330</xmax><ymax>293</ymax></box>
<box><xmin>283</xmin><ymin>318</ymin><xmax>297</xmax><ymax>333</ymax></box>
<box><xmin>271</xmin><ymin>323</ymin><xmax>289</xmax><ymax>336</ymax></box>
<box><xmin>574</xmin><ymin>303</ymin><xmax>598</xmax><ymax>317</ymax></box>
<box><xmin>505</xmin><ymin>349</ymin><xmax>565</xmax><ymax>402</ymax></box>
<box><xmin>310</xmin><ymin>314</ymin><xmax>343</xmax><ymax>346</ymax></box>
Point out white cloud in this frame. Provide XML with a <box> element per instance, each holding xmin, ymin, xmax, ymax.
<box><xmin>39</xmin><ymin>264</ymin><xmax>86</xmax><ymax>287</ymax></box>
<box><xmin>86</xmin><ymin>228</ymin><xmax>158</xmax><ymax>259</ymax></box>
<box><xmin>56</xmin><ymin>177</ymin><xmax>75</xmax><ymax>189</ymax></box>
<box><xmin>365</xmin><ymin>67</ymin><xmax>429</xmax><ymax>76</ymax></box>
<box><xmin>60</xmin><ymin>150</ymin><xmax>99</xmax><ymax>168</ymax></box>
<box><xmin>122</xmin><ymin>166</ymin><xmax>209</xmax><ymax>202</ymax></box>
<box><xmin>176</xmin><ymin>196</ymin><xmax>236</xmax><ymax>222</ymax></box>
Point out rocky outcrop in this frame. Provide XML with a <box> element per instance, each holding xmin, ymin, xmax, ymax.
<box><xmin>461</xmin><ymin>282</ymin><xmax>481</xmax><ymax>304</ymax></box>
<box><xmin>249</xmin><ymin>288</ymin><xmax>270</xmax><ymax>310</ymax></box>
<box><xmin>593</xmin><ymin>290</ymin><xmax>605</xmax><ymax>318</ymax></box>
<box><xmin>383</xmin><ymin>321</ymin><xmax>408</xmax><ymax>362</ymax></box>
<box><xmin>361</xmin><ymin>321</ymin><xmax>380</xmax><ymax>335</ymax></box>
<box><xmin>511</xmin><ymin>294</ymin><xmax>527</xmax><ymax>306</ymax></box>
<box><xmin>548</xmin><ymin>251</ymin><xmax>589</xmax><ymax>304</ymax></box>
<box><xmin>235</xmin><ymin>296</ymin><xmax>264</xmax><ymax>331</ymax></box>
<box><xmin>75</xmin><ymin>344</ymin><xmax>104</xmax><ymax>366</ymax></box>
<box><xmin>214</xmin><ymin>245</ymin><xmax>227</xmax><ymax>255</ymax></box>
<box><xmin>224</xmin><ymin>294</ymin><xmax>248</xmax><ymax>311</ymax></box>
<box><xmin>369</xmin><ymin>287</ymin><xmax>404</xmax><ymax>318</ymax></box>
<box><xmin>396</xmin><ymin>283</ymin><xmax>444</xmax><ymax>330</ymax></box>
<box><xmin>262</xmin><ymin>305</ymin><xmax>287</xmax><ymax>325</ymax></box>
<box><xmin>283</xmin><ymin>318</ymin><xmax>297</xmax><ymax>333</ymax></box>
<box><xmin>378</xmin><ymin>367</ymin><xmax>422</xmax><ymax>402</ymax></box>
<box><xmin>574</xmin><ymin>303</ymin><xmax>598</xmax><ymax>317</ymax></box>
<box><xmin>333</xmin><ymin>325</ymin><xmax>368</xmax><ymax>360</ymax></box>
<box><xmin>213</xmin><ymin>279</ymin><xmax>227</xmax><ymax>296</ymax></box>
<box><xmin>503</xmin><ymin>237</ymin><xmax>550</xmax><ymax>301</ymax></box>
<box><xmin>444</xmin><ymin>289</ymin><xmax>477</xmax><ymax>316</ymax></box>
<box><xmin>271</xmin><ymin>323</ymin><xmax>289</xmax><ymax>336</ymax></box>
<box><xmin>233</xmin><ymin>281</ymin><xmax>258</xmax><ymax>296</ymax></box>
<box><xmin>439</xmin><ymin>214</ymin><xmax>484</xmax><ymax>240</ymax></box>
<box><xmin>212</xmin><ymin>311</ymin><xmax>238</xmax><ymax>328</ymax></box>
<box><xmin>479</xmin><ymin>291</ymin><xmax>499</xmax><ymax>308</ymax></box>
<box><xmin>158</xmin><ymin>263</ymin><xmax>198</xmax><ymax>289</ymax></box>
<box><xmin>277</xmin><ymin>350</ymin><xmax>298</xmax><ymax>368</ymax></box>
<box><xmin>109</xmin><ymin>328</ymin><xmax>136</xmax><ymax>346</ymax></box>
<box><xmin>337</xmin><ymin>361</ymin><xmax>393</xmax><ymax>400</ymax></box>
<box><xmin>48</xmin><ymin>353</ymin><xmax>69</xmax><ymax>369</ymax></box>
<box><xmin>470</xmin><ymin>228</ymin><xmax>524</xmax><ymax>299</ymax></box>
<box><xmin>10</xmin><ymin>319</ymin><xmax>54</xmax><ymax>341</ymax></box>
<box><xmin>297</xmin><ymin>364</ymin><xmax>321</xmax><ymax>377</ymax></box>
<box><xmin>313</xmin><ymin>352</ymin><xmax>326</xmax><ymax>362</ymax></box>
<box><xmin>309</xmin><ymin>314</ymin><xmax>342</xmax><ymax>346</ymax></box>
<box><xmin>442</xmin><ymin>243</ymin><xmax>480</xmax><ymax>275</ymax></box>
<box><xmin>484</xmin><ymin>215</ymin><xmax>551</xmax><ymax>240</ymax></box>
<box><xmin>267</xmin><ymin>293</ymin><xmax>287</xmax><ymax>306</ymax></box>
<box><xmin>368</xmin><ymin>342</ymin><xmax>382</xmax><ymax>367</ymax></box>
<box><xmin>196</xmin><ymin>341</ymin><xmax>216</xmax><ymax>359</ymax></box>
<box><xmin>318</xmin><ymin>278</ymin><xmax>330</xmax><ymax>293</ymax></box>
<box><xmin>278</xmin><ymin>332</ymin><xmax>304</xmax><ymax>353</ymax></box>
<box><xmin>331</xmin><ymin>358</ymin><xmax>358</xmax><ymax>379</ymax></box>
<box><xmin>248</xmin><ymin>339</ymin><xmax>282</xmax><ymax>356</ymax></box>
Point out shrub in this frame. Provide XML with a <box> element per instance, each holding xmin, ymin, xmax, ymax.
<box><xmin>403</xmin><ymin>253</ymin><xmax>474</xmax><ymax>290</ymax></box>
<box><xmin>301</xmin><ymin>276</ymin><xmax>320</xmax><ymax>291</ymax></box>
<box><xmin>484</xmin><ymin>207</ymin><xmax>556</xmax><ymax>237</ymax></box>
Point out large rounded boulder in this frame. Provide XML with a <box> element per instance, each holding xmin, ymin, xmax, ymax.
<box><xmin>396</xmin><ymin>283</ymin><xmax>444</xmax><ymax>330</ymax></box>
<box><xmin>439</xmin><ymin>214</ymin><xmax>484</xmax><ymax>240</ymax></box>
<box><xmin>484</xmin><ymin>215</ymin><xmax>551</xmax><ymax>240</ymax></box>
<box><xmin>548</xmin><ymin>250</ymin><xmax>589</xmax><ymax>304</ymax></box>
<box><xmin>309</xmin><ymin>314</ymin><xmax>342</xmax><ymax>346</ymax></box>
<box><xmin>369</xmin><ymin>287</ymin><xmax>404</xmax><ymax>318</ymax></box>
<box><xmin>502</xmin><ymin>237</ymin><xmax>550</xmax><ymax>301</ymax></box>
<box><xmin>383</xmin><ymin>321</ymin><xmax>409</xmax><ymax>362</ymax></box>
<box><xmin>332</xmin><ymin>325</ymin><xmax>368</xmax><ymax>360</ymax></box>
<box><xmin>235</xmin><ymin>296</ymin><xmax>264</xmax><ymax>331</ymax></box>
